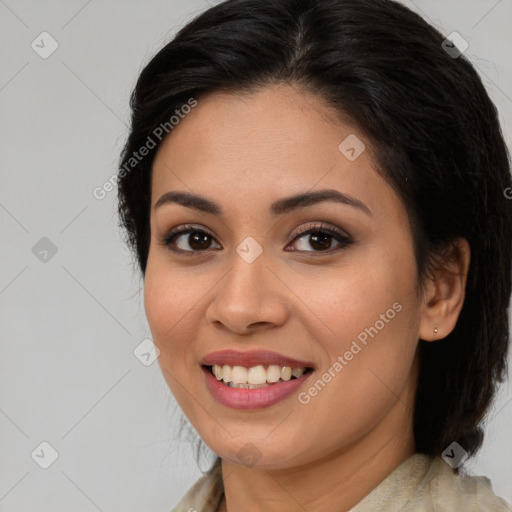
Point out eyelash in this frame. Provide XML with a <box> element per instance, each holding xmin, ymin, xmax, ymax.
<box><xmin>158</xmin><ymin>222</ymin><xmax>354</xmax><ymax>256</ymax></box>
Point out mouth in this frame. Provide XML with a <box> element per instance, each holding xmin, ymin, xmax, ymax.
<box><xmin>200</xmin><ymin>349</ymin><xmax>316</xmax><ymax>409</ymax></box>
<box><xmin>202</xmin><ymin>364</ymin><xmax>315</xmax><ymax>389</ymax></box>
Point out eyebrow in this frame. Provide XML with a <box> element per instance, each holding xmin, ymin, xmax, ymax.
<box><xmin>154</xmin><ymin>188</ymin><xmax>372</xmax><ymax>217</ymax></box>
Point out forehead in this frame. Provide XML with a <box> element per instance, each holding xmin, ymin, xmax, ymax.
<box><xmin>150</xmin><ymin>84</ymin><xmax>398</xmax><ymax>222</ymax></box>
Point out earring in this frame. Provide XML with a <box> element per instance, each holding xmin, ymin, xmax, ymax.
<box><xmin>433</xmin><ymin>325</ymin><xmax>438</xmax><ymax>335</ymax></box>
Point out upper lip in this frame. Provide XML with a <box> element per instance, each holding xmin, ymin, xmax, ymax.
<box><xmin>201</xmin><ymin>349</ymin><xmax>315</xmax><ymax>369</ymax></box>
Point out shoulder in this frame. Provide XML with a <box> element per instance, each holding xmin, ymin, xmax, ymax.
<box><xmin>351</xmin><ymin>453</ymin><xmax>511</xmax><ymax>511</ymax></box>
<box><xmin>422</xmin><ymin>456</ymin><xmax>512</xmax><ymax>511</ymax></box>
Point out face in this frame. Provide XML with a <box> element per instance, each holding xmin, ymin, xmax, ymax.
<box><xmin>144</xmin><ymin>83</ymin><xmax>424</xmax><ymax>469</ymax></box>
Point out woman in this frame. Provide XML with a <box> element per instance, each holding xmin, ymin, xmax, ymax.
<box><xmin>117</xmin><ymin>0</ymin><xmax>512</xmax><ymax>510</ymax></box>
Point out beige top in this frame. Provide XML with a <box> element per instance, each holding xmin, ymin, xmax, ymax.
<box><xmin>171</xmin><ymin>453</ymin><xmax>512</xmax><ymax>511</ymax></box>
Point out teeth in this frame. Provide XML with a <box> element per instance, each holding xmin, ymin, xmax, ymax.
<box><xmin>222</xmin><ymin>365</ymin><xmax>232</xmax><ymax>383</ymax></box>
<box><xmin>267</xmin><ymin>365</ymin><xmax>281</xmax><ymax>383</ymax></box>
<box><xmin>231</xmin><ymin>366</ymin><xmax>248</xmax><ymax>384</ymax></box>
<box><xmin>229</xmin><ymin>382</ymin><xmax>270</xmax><ymax>389</ymax></box>
<box><xmin>248</xmin><ymin>365</ymin><xmax>267</xmax><ymax>385</ymax></box>
<box><xmin>281</xmin><ymin>367</ymin><xmax>292</xmax><ymax>381</ymax></box>
<box><xmin>214</xmin><ymin>365</ymin><xmax>223</xmax><ymax>380</ymax></box>
<box><xmin>210</xmin><ymin>364</ymin><xmax>308</xmax><ymax>385</ymax></box>
<box><xmin>292</xmin><ymin>367</ymin><xmax>304</xmax><ymax>378</ymax></box>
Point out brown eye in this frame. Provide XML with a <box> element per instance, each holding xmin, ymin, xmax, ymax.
<box><xmin>182</xmin><ymin>231</ymin><xmax>214</xmax><ymax>251</ymax></box>
<box><xmin>306</xmin><ymin>232</ymin><xmax>334</xmax><ymax>251</ymax></box>
<box><xmin>288</xmin><ymin>224</ymin><xmax>353</xmax><ymax>253</ymax></box>
<box><xmin>160</xmin><ymin>226</ymin><xmax>221</xmax><ymax>254</ymax></box>
<box><xmin>159</xmin><ymin>222</ymin><xmax>353</xmax><ymax>256</ymax></box>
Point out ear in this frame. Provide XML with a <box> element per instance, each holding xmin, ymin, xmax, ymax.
<box><xmin>419</xmin><ymin>237</ymin><xmax>471</xmax><ymax>342</ymax></box>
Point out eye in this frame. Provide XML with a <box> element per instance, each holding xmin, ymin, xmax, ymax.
<box><xmin>158</xmin><ymin>225</ymin><xmax>220</xmax><ymax>254</ymax></box>
<box><xmin>287</xmin><ymin>223</ymin><xmax>353</xmax><ymax>253</ymax></box>
<box><xmin>158</xmin><ymin>222</ymin><xmax>353</xmax><ymax>255</ymax></box>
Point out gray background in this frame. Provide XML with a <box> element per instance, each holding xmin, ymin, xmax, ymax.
<box><xmin>0</xmin><ymin>0</ymin><xmax>511</xmax><ymax>510</ymax></box>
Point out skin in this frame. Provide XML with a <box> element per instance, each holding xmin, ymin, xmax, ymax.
<box><xmin>144</xmin><ymin>83</ymin><xmax>470</xmax><ymax>512</ymax></box>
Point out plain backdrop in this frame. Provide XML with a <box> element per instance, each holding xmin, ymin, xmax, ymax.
<box><xmin>1</xmin><ymin>0</ymin><xmax>511</xmax><ymax>510</ymax></box>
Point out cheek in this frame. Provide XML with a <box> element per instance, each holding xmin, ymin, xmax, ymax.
<box><xmin>290</xmin><ymin>243</ymin><xmax>417</xmax><ymax>343</ymax></box>
<box><xmin>291</xmin><ymin>242</ymin><xmax>420</xmax><ymax>399</ymax></box>
<box><xmin>143</xmin><ymin>259</ymin><xmax>205</xmax><ymax>416</ymax></box>
<box><xmin>143</xmin><ymin>256</ymin><xmax>200</xmax><ymax>353</ymax></box>
<box><xmin>291</xmin><ymin>274</ymin><xmax>419</xmax><ymax>455</ymax></box>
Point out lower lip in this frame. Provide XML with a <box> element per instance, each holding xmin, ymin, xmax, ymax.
<box><xmin>202</xmin><ymin>366</ymin><xmax>313</xmax><ymax>410</ymax></box>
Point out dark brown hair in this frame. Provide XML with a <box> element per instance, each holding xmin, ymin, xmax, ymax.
<box><xmin>117</xmin><ymin>0</ymin><xmax>512</xmax><ymax>470</ymax></box>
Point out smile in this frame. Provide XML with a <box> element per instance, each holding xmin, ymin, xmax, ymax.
<box><xmin>202</xmin><ymin>364</ymin><xmax>314</xmax><ymax>409</ymax></box>
<box><xmin>206</xmin><ymin>364</ymin><xmax>313</xmax><ymax>388</ymax></box>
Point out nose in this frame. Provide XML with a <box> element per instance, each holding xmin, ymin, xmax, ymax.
<box><xmin>205</xmin><ymin>250</ymin><xmax>289</xmax><ymax>336</ymax></box>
